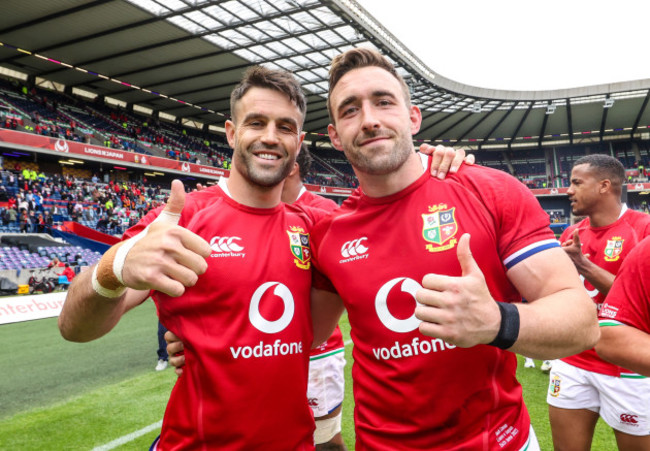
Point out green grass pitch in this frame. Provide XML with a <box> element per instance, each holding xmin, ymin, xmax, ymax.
<box><xmin>0</xmin><ymin>300</ymin><xmax>617</xmax><ymax>449</ymax></box>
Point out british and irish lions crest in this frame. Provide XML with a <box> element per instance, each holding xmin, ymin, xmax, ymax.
<box><xmin>604</xmin><ymin>237</ymin><xmax>624</xmax><ymax>262</ymax></box>
<box><xmin>422</xmin><ymin>204</ymin><xmax>458</xmax><ymax>252</ymax></box>
<box><xmin>287</xmin><ymin>226</ymin><xmax>311</xmax><ymax>270</ymax></box>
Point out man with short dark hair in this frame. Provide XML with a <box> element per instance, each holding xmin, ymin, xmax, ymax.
<box><xmin>60</xmin><ymin>65</ymin><xmax>323</xmax><ymax>450</ymax></box>
<box><xmin>548</xmin><ymin>154</ymin><xmax>650</xmax><ymax>450</ymax></box>
<box><xmin>309</xmin><ymin>47</ymin><xmax>599</xmax><ymax>450</ymax></box>
<box><xmin>284</xmin><ymin>145</ymin><xmax>347</xmax><ymax>450</ymax></box>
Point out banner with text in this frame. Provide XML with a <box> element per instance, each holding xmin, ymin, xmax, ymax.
<box><xmin>0</xmin><ymin>129</ymin><xmax>229</xmax><ymax>179</ymax></box>
<box><xmin>0</xmin><ymin>291</ymin><xmax>67</xmax><ymax>325</ymax></box>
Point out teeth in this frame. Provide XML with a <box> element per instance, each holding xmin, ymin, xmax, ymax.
<box><xmin>257</xmin><ymin>153</ymin><xmax>279</xmax><ymax>160</ymax></box>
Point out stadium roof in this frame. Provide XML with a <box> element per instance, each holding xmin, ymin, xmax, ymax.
<box><xmin>1</xmin><ymin>0</ymin><xmax>649</xmax><ymax>151</ymax></box>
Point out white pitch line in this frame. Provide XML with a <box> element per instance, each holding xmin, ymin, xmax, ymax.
<box><xmin>92</xmin><ymin>339</ymin><xmax>354</xmax><ymax>450</ymax></box>
<box><xmin>92</xmin><ymin>420</ymin><xmax>162</xmax><ymax>451</ymax></box>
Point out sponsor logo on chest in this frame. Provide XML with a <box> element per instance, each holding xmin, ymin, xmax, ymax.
<box><xmin>422</xmin><ymin>204</ymin><xmax>459</xmax><ymax>252</ymax></box>
<box><xmin>604</xmin><ymin>236</ymin><xmax>624</xmax><ymax>262</ymax></box>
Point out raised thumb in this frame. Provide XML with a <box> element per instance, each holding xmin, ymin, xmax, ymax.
<box><xmin>155</xmin><ymin>179</ymin><xmax>185</xmax><ymax>225</ymax></box>
<box><xmin>456</xmin><ymin>233</ymin><xmax>479</xmax><ymax>276</ymax></box>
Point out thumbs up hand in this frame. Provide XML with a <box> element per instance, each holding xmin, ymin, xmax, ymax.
<box><xmin>121</xmin><ymin>180</ymin><xmax>212</xmax><ymax>297</ymax></box>
<box><xmin>415</xmin><ymin>233</ymin><xmax>502</xmax><ymax>347</ymax></box>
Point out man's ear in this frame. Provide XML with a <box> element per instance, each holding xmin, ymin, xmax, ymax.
<box><xmin>328</xmin><ymin>123</ymin><xmax>344</xmax><ymax>152</ymax></box>
<box><xmin>409</xmin><ymin>105</ymin><xmax>422</xmax><ymax>136</ymax></box>
<box><xmin>289</xmin><ymin>162</ymin><xmax>300</xmax><ymax>178</ymax></box>
<box><xmin>599</xmin><ymin>179</ymin><xmax>612</xmax><ymax>194</ymax></box>
<box><xmin>225</xmin><ymin>120</ymin><xmax>236</xmax><ymax>149</ymax></box>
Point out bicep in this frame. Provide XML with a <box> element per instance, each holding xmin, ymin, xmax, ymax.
<box><xmin>507</xmin><ymin>247</ymin><xmax>582</xmax><ymax>302</ymax></box>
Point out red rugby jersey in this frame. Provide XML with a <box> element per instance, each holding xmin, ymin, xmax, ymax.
<box><xmin>311</xmin><ymin>159</ymin><xmax>558</xmax><ymax>450</ymax></box>
<box><xmin>599</xmin><ymin>235</ymin><xmax>650</xmax><ymax>335</ymax></box>
<box><xmin>560</xmin><ymin>207</ymin><xmax>650</xmax><ymax>377</ymax></box>
<box><xmin>294</xmin><ymin>188</ymin><xmax>345</xmax><ymax>358</ymax></box>
<box><xmin>125</xmin><ymin>183</ymin><xmax>324</xmax><ymax>450</ymax></box>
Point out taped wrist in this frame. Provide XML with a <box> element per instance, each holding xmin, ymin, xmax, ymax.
<box><xmin>92</xmin><ymin>242</ymin><xmax>127</xmax><ymax>298</ymax></box>
<box><xmin>487</xmin><ymin>302</ymin><xmax>520</xmax><ymax>350</ymax></box>
<box><xmin>92</xmin><ymin>209</ymin><xmax>181</xmax><ymax>298</ymax></box>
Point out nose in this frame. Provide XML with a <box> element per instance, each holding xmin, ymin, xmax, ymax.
<box><xmin>567</xmin><ymin>185</ymin><xmax>575</xmax><ymax>195</ymax></box>
<box><xmin>260</xmin><ymin>124</ymin><xmax>280</xmax><ymax>145</ymax></box>
<box><xmin>360</xmin><ymin>102</ymin><xmax>380</xmax><ymax>132</ymax></box>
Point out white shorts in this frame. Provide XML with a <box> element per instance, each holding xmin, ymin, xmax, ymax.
<box><xmin>546</xmin><ymin>359</ymin><xmax>650</xmax><ymax>436</ymax></box>
<box><xmin>522</xmin><ymin>425</ymin><xmax>540</xmax><ymax>451</ymax></box>
<box><xmin>308</xmin><ymin>350</ymin><xmax>346</xmax><ymax>418</ymax></box>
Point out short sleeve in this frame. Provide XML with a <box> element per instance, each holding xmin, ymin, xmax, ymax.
<box><xmin>599</xmin><ymin>238</ymin><xmax>650</xmax><ymax>333</ymax></box>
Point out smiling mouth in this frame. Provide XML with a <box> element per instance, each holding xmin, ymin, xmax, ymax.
<box><xmin>255</xmin><ymin>152</ymin><xmax>280</xmax><ymax>161</ymax></box>
<box><xmin>358</xmin><ymin>136</ymin><xmax>389</xmax><ymax>146</ymax></box>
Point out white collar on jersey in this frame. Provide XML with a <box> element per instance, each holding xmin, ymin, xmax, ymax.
<box><xmin>419</xmin><ymin>152</ymin><xmax>428</xmax><ymax>170</ymax></box>
<box><xmin>618</xmin><ymin>203</ymin><xmax>628</xmax><ymax>219</ymax></box>
<box><xmin>296</xmin><ymin>186</ymin><xmax>307</xmax><ymax>201</ymax></box>
<box><xmin>218</xmin><ymin>177</ymin><xmax>232</xmax><ymax>198</ymax></box>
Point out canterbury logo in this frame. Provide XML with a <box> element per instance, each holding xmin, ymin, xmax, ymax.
<box><xmin>341</xmin><ymin>237</ymin><xmax>368</xmax><ymax>258</ymax></box>
<box><xmin>620</xmin><ymin>414</ymin><xmax>639</xmax><ymax>424</ymax></box>
<box><xmin>210</xmin><ymin>236</ymin><xmax>244</xmax><ymax>252</ymax></box>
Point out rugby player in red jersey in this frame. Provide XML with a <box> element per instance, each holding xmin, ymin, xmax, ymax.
<box><xmin>308</xmin><ymin>48</ymin><xmax>599</xmax><ymax>450</ymax></box>
<box><xmin>60</xmin><ymin>66</ymin><xmax>326</xmax><ymax>450</ymax></box>
<box><xmin>548</xmin><ymin>155</ymin><xmax>650</xmax><ymax>450</ymax></box>
<box><xmin>597</xmin><ymin>235</ymin><xmax>650</xmax><ymax>378</ymax></box>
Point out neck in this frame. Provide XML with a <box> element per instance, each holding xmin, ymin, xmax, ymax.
<box><xmin>281</xmin><ymin>177</ymin><xmax>302</xmax><ymax>204</ymax></box>
<box><xmin>225</xmin><ymin>167</ymin><xmax>283</xmax><ymax>208</ymax></box>
<box><xmin>589</xmin><ymin>200</ymin><xmax>623</xmax><ymax>228</ymax></box>
<box><xmin>356</xmin><ymin>152</ymin><xmax>425</xmax><ymax>198</ymax></box>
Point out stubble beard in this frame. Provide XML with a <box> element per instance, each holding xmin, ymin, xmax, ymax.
<box><xmin>234</xmin><ymin>143</ymin><xmax>294</xmax><ymax>189</ymax></box>
<box><xmin>345</xmin><ymin>130</ymin><xmax>413</xmax><ymax>176</ymax></box>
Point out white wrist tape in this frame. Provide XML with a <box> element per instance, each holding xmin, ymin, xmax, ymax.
<box><xmin>112</xmin><ymin>209</ymin><xmax>182</xmax><ymax>286</ymax></box>
<box><xmin>113</xmin><ymin>232</ymin><xmax>145</xmax><ymax>286</ymax></box>
<box><xmin>92</xmin><ymin>265</ymin><xmax>127</xmax><ymax>298</ymax></box>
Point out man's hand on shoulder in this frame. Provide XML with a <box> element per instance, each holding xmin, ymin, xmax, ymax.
<box><xmin>419</xmin><ymin>144</ymin><xmax>476</xmax><ymax>179</ymax></box>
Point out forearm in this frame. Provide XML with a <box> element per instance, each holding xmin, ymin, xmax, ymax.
<box><xmin>311</xmin><ymin>288</ymin><xmax>345</xmax><ymax>348</ymax></box>
<box><xmin>596</xmin><ymin>325</ymin><xmax>650</xmax><ymax>377</ymax></box>
<box><xmin>58</xmin><ymin>265</ymin><xmax>130</xmax><ymax>342</ymax></box>
<box><xmin>575</xmin><ymin>259</ymin><xmax>615</xmax><ymax>296</ymax></box>
<box><xmin>508</xmin><ymin>287</ymin><xmax>599</xmax><ymax>359</ymax></box>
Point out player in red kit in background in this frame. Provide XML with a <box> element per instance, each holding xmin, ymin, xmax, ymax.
<box><xmin>288</xmin><ymin>145</ymin><xmax>347</xmax><ymax>450</ymax></box>
<box><xmin>547</xmin><ymin>154</ymin><xmax>650</xmax><ymax>450</ymax></box>
<box><xmin>596</xmin><ymin>235</ymin><xmax>650</xmax><ymax>378</ymax></box>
